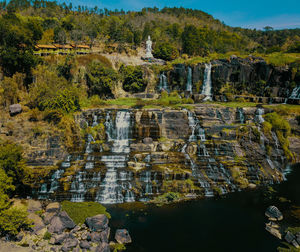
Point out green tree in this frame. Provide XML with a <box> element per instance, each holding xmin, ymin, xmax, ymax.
<box><xmin>120</xmin><ymin>65</ymin><xmax>146</xmax><ymax>93</ymax></box>
<box><xmin>85</xmin><ymin>61</ymin><xmax>119</xmax><ymax>98</ymax></box>
<box><xmin>153</xmin><ymin>42</ymin><xmax>179</xmax><ymax>61</ymax></box>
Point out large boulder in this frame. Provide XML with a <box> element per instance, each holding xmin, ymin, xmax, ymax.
<box><xmin>46</xmin><ymin>202</ymin><xmax>61</xmax><ymax>213</ymax></box>
<box><xmin>27</xmin><ymin>200</ymin><xmax>42</xmax><ymax>213</ymax></box>
<box><xmin>85</xmin><ymin>214</ymin><xmax>109</xmax><ymax>232</ymax></box>
<box><xmin>28</xmin><ymin>213</ymin><xmax>45</xmax><ymax>235</ymax></box>
<box><xmin>9</xmin><ymin>104</ymin><xmax>22</xmax><ymax>116</ymax></box>
<box><xmin>100</xmin><ymin>228</ymin><xmax>110</xmax><ymax>243</ymax></box>
<box><xmin>53</xmin><ymin>232</ymin><xmax>69</xmax><ymax>245</ymax></box>
<box><xmin>265</xmin><ymin>206</ymin><xmax>283</xmax><ymax>221</ymax></box>
<box><xmin>80</xmin><ymin>240</ymin><xmax>91</xmax><ymax>250</ymax></box>
<box><xmin>115</xmin><ymin>229</ymin><xmax>132</xmax><ymax>244</ymax></box>
<box><xmin>48</xmin><ymin>211</ymin><xmax>76</xmax><ymax>234</ymax></box>
<box><xmin>43</xmin><ymin>211</ymin><xmax>56</xmax><ymax>225</ymax></box>
<box><xmin>87</xmin><ymin>232</ymin><xmax>101</xmax><ymax>242</ymax></box>
<box><xmin>61</xmin><ymin>238</ymin><xmax>78</xmax><ymax>252</ymax></box>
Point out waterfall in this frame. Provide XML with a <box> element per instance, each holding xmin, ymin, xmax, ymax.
<box><xmin>187</xmin><ymin>111</ymin><xmax>197</xmax><ymax>142</ymax></box>
<box><xmin>238</xmin><ymin>108</ymin><xmax>245</xmax><ymax>124</ymax></box>
<box><xmin>96</xmin><ymin>111</ymin><xmax>132</xmax><ymax>204</ymax></box>
<box><xmin>255</xmin><ymin>108</ymin><xmax>265</xmax><ymax>124</ymax></box>
<box><xmin>289</xmin><ymin>86</ymin><xmax>300</xmax><ymax>99</ymax></box>
<box><xmin>159</xmin><ymin>72</ymin><xmax>168</xmax><ymax>92</ymax></box>
<box><xmin>202</xmin><ymin>63</ymin><xmax>212</xmax><ymax>101</ymax></box>
<box><xmin>85</xmin><ymin>134</ymin><xmax>95</xmax><ymax>154</ymax></box>
<box><xmin>186</xmin><ymin>67</ymin><xmax>192</xmax><ymax>93</ymax></box>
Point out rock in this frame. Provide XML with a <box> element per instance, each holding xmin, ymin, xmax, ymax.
<box><xmin>9</xmin><ymin>104</ymin><xmax>22</xmax><ymax>116</ymax></box>
<box><xmin>265</xmin><ymin>206</ymin><xmax>283</xmax><ymax>221</ymax></box>
<box><xmin>115</xmin><ymin>229</ymin><xmax>132</xmax><ymax>244</ymax></box>
<box><xmin>285</xmin><ymin>231</ymin><xmax>296</xmax><ymax>243</ymax></box>
<box><xmin>95</xmin><ymin>242</ymin><xmax>110</xmax><ymax>252</ymax></box>
<box><xmin>28</xmin><ymin>213</ymin><xmax>45</xmax><ymax>234</ymax></box>
<box><xmin>80</xmin><ymin>240</ymin><xmax>91</xmax><ymax>249</ymax></box>
<box><xmin>61</xmin><ymin>238</ymin><xmax>78</xmax><ymax>252</ymax></box>
<box><xmin>54</xmin><ymin>233</ymin><xmax>69</xmax><ymax>245</ymax></box>
<box><xmin>46</xmin><ymin>202</ymin><xmax>61</xmax><ymax>213</ymax></box>
<box><xmin>48</xmin><ymin>211</ymin><xmax>76</xmax><ymax>234</ymax></box>
<box><xmin>248</xmin><ymin>183</ymin><xmax>257</xmax><ymax>189</ymax></box>
<box><xmin>143</xmin><ymin>137</ymin><xmax>153</xmax><ymax>144</ymax></box>
<box><xmin>27</xmin><ymin>199</ymin><xmax>42</xmax><ymax>213</ymax></box>
<box><xmin>296</xmin><ymin>233</ymin><xmax>300</xmax><ymax>245</ymax></box>
<box><xmin>71</xmin><ymin>225</ymin><xmax>81</xmax><ymax>233</ymax></box>
<box><xmin>265</xmin><ymin>223</ymin><xmax>282</xmax><ymax>239</ymax></box>
<box><xmin>43</xmin><ymin>211</ymin><xmax>56</xmax><ymax>225</ymax></box>
<box><xmin>87</xmin><ymin>232</ymin><xmax>101</xmax><ymax>242</ymax></box>
<box><xmin>100</xmin><ymin>228</ymin><xmax>110</xmax><ymax>243</ymax></box>
<box><xmin>85</xmin><ymin>215</ymin><xmax>109</xmax><ymax>232</ymax></box>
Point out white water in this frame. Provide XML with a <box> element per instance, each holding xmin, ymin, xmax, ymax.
<box><xmin>255</xmin><ymin>108</ymin><xmax>265</xmax><ymax>124</ymax></box>
<box><xmin>159</xmin><ymin>72</ymin><xmax>168</xmax><ymax>92</ymax></box>
<box><xmin>238</xmin><ymin>108</ymin><xmax>245</xmax><ymax>124</ymax></box>
<box><xmin>96</xmin><ymin>111</ymin><xmax>132</xmax><ymax>204</ymax></box>
<box><xmin>186</xmin><ymin>67</ymin><xmax>192</xmax><ymax>93</ymax></box>
<box><xmin>289</xmin><ymin>86</ymin><xmax>300</xmax><ymax>99</ymax></box>
<box><xmin>202</xmin><ymin>63</ymin><xmax>212</xmax><ymax>101</ymax></box>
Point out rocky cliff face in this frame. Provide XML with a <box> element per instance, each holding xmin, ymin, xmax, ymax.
<box><xmin>32</xmin><ymin>105</ymin><xmax>292</xmax><ymax>203</ymax></box>
<box><xmin>164</xmin><ymin>56</ymin><xmax>299</xmax><ymax>101</ymax></box>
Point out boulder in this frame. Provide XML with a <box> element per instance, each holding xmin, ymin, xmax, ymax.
<box><xmin>265</xmin><ymin>206</ymin><xmax>283</xmax><ymax>221</ymax></box>
<box><xmin>85</xmin><ymin>214</ymin><xmax>109</xmax><ymax>232</ymax></box>
<box><xmin>9</xmin><ymin>104</ymin><xmax>22</xmax><ymax>116</ymax></box>
<box><xmin>53</xmin><ymin>233</ymin><xmax>69</xmax><ymax>245</ymax></box>
<box><xmin>46</xmin><ymin>202</ymin><xmax>61</xmax><ymax>213</ymax></box>
<box><xmin>87</xmin><ymin>232</ymin><xmax>101</xmax><ymax>242</ymax></box>
<box><xmin>143</xmin><ymin>137</ymin><xmax>153</xmax><ymax>144</ymax></box>
<box><xmin>285</xmin><ymin>231</ymin><xmax>296</xmax><ymax>243</ymax></box>
<box><xmin>265</xmin><ymin>223</ymin><xmax>281</xmax><ymax>240</ymax></box>
<box><xmin>27</xmin><ymin>199</ymin><xmax>42</xmax><ymax>213</ymax></box>
<box><xmin>28</xmin><ymin>213</ymin><xmax>45</xmax><ymax>234</ymax></box>
<box><xmin>61</xmin><ymin>238</ymin><xmax>78</xmax><ymax>252</ymax></box>
<box><xmin>43</xmin><ymin>211</ymin><xmax>56</xmax><ymax>225</ymax></box>
<box><xmin>48</xmin><ymin>211</ymin><xmax>75</xmax><ymax>234</ymax></box>
<box><xmin>115</xmin><ymin>229</ymin><xmax>132</xmax><ymax>244</ymax></box>
<box><xmin>80</xmin><ymin>240</ymin><xmax>91</xmax><ymax>249</ymax></box>
<box><xmin>100</xmin><ymin>228</ymin><xmax>110</xmax><ymax>243</ymax></box>
<box><xmin>95</xmin><ymin>242</ymin><xmax>110</xmax><ymax>252</ymax></box>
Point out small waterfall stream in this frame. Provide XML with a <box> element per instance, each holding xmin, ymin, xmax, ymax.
<box><xmin>159</xmin><ymin>72</ymin><xmax>168</xmax><ymax>92</ymax></box>
<box><xmin>289</xmin><ymin>86</ymin><xmax>300</xmax><ymax>99</ymax></box>
<box><xmin>186</xmin><ymin>67</ymin><xmax>192</xmax><ymax>93</ymax></box>
<box><xmin>202</xmin><ymin>63</ymin><xmax>212</xmax><ymax>101</ymax></box>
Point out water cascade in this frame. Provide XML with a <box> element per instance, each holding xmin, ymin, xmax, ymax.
<box><xmin>159</xmin><ymin>72</ymin><xmax>168</xmax><ymax>92</ymax></box>
<box><xmin>96</xmin><ymin>111</ymin><xmax>132</xmax><ymax>204</ymax></box>
<box><xmin>186</xmin><ymin>67</ymin><xmax>192</xmax><ymax>93</ymax></box>
<box><xmin>255</xmin><ymin>108</ymin><xmax>265</xmax><ymax>124</ymax></box>
<box><xmin>289</xmin><ymin>86</ymin><xmax>300</xmax><ymax>99</ymax></box>
<box><xmin>238</xmin><ymin>108</ymin><xmax>245</xmax><ymax>124</ymax></box>
<box><xmin>202</xmin><ymin>63</ymin><xmax>213</xmax><ymax>101</ymax></box>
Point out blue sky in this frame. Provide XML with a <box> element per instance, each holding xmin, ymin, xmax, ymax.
<box><xmin>60</xmin><ymin>0</ymin><xmax>300</xmax><ymax>29</ymax></box>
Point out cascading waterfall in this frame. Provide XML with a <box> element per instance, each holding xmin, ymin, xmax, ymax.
<box><xmin>96</xmin><ymin>111</ymin><xmax>132</xmax><ymax>204</ymax></box>
<box><xmin>159</xmin><ymin>72</ymin><xmax>168</xmax><ymax>92</ymax></box>
<box><xmin>202</xmin><ymin>63</ymin><xmax>213</xmax><ymax>101</ymax></box>
<box><xmin>238</xmin><ymin>108</ymin><xmax>245</xmax><ymax>124</ymax></box>
<box><xmin>186</xmin><ymin>67</ymin><xmax>192</xmax><ymax>93</ymax></box>
<box><xmin>255</xmin><ymin>108</ymin><xmax>265</xmax><ymax>124</ymax></box>
<box><xmin>289</xmin><ymin>86</ymin><xmax>300</xmax><ymax>99</ymax></box>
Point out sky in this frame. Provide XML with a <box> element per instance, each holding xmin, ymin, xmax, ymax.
<box><xmin>60</xmin><ymin>0</ymin><xmax>300</xmax><ymax>30</ymax></box>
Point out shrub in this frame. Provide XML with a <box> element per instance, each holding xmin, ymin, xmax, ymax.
<box><xmin>264</xmin><ymin>112</ymin><xmax>291</xmax><ymax>137</ymax></box>
<box><xmin>61</xmin><ymin>201</ymin><xmax>111</xmax><ymax>224</ymax></box>
<box><xmin>86</xmin><ymin>61</ymin><xmax>119</xmax><ymax>98</ymax></box>
<box><xmin>119</xmin><ymin>65</ymin><xmax>147</xmax><ymax>93</ymax></box>
<box><xmin>43</xmin><ymin>231</ymin><xmax>52</xmax><ymax>240</ymax></box>
<box><xmin>153</xmin><ymin>42</ymin><xmax>179</xmax><ymax>61</ymax></box>
<box><xmin>0</xmin><ymin>207</ymin><xmax>31</xmax><ymax>236</ymax></box>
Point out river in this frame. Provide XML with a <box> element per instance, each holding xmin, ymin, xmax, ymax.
<box><xmin>107</xmin><ymin>163</ymin><xmax>300</xmax><ymax>252</ymax></box>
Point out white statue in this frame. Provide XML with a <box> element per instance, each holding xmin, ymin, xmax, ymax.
<box><xmin>145</xmin><ymin>35</ymin><xmax>153</xmax><ymax>58</ymax></box>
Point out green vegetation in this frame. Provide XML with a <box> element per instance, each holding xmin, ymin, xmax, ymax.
<box><xmin>153</xmin><ymin>42</ymin><xmax>179</xmax><ymax>61</ymax></box>
<box><xmin>43</xmin><ymin>231</ymin><xmax>52</xmax><ymax>240</ymax></box>
<box><xmin>61</xmin><ymin>201</ymin><xmax>111</xmax><ymax>224</ymax></box>
<box><xmin>111</xmin><ymin>243</ymin><xmax>126</xmax><ymax>252</ymax></box>
<box><xmin>119</xmin><ymin>65</ymin><xmax>147</xmax><ymax>93</ymax></box>
<box><xmin>151</xmin><ymin>192</ymin><xmax>182</xmax><ymax>206</ymax></box>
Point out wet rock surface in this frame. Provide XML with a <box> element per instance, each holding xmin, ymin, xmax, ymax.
<box><xmin>115</xmin><ymin>229</ymin><xmax>132</xmax><ymax>244</ymax></box>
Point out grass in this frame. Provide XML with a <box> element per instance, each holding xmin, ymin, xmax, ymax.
<box><xmin>264</xmin><ymin>104</ymin><xmax>300</xmax><ymax>116</ymax></box>
<box><xmin>207</xmin><ymin>101</ymin><xmax>259</xmax><ymax>108</ymax></box>
<box><xmin>61</xmin><ymin>201</ymin><xmax>111</xmax><ymax>224</ymax></box>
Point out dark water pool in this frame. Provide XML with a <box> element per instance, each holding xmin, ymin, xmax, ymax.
<box><xmin>107</xmin><ymin>164</ymin><xmax>300</xmax><ymax>252</ymax></box>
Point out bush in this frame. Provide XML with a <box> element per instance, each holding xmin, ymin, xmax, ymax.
<box><xmin>264</xmin><ymin>112</ymin><xmax>291</xmax><ymax>137</ymax></box>
<box><xmin>43</xmin><ymin>231</ymin><xmax>52</xmax><ymax>240</ymax></box>
<box><xmin>0</xmin><ymin>207</ymin><xmax>31</xmax><ymax>236</ymax></box>
<box><xmin>61</xmin><ymin>201</ymin><xmax>111</xmax><ymax>224</ymax></box>
<box><xmin>119</xmin><ymin>65</ymin><xmax>147</xmax><ymax>93</ymax></box>
<box><xmin>153</xmin><ymin>42</ymin><xmax>179</xmax><ymax>61</ymax></box>
<box><xmin>86</xmin><ymin>61</ymin><xmax>119</xmax><ymax>98</ymax></box>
